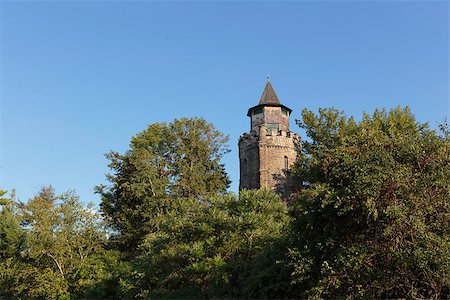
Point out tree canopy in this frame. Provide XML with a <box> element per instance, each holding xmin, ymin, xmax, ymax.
<box><xmin>0</xmin><ymin>187</ymin><xmax>125</xmax><ymax>299</ymax></box>
<box><xmin>123</xmin><ymin>190</ymin><xmax>290</xmax><ymax>298</ymax></box>
<box><xmin>1</xmin><ymin>108</ymin><xmax>448</xmax><ymax>299</ymax></box>
<box><xmin>289</xmin><ymin>107</ymin><xmax>449</xmax><ymax>298</ymax></box>
<box><xmin>96</xmin><ymin>117</ymin><xmax>231</xmax><ymax>253</ymax></box>
<box><xmin>0</xmin><ymin>189</ymin><xmax>22</xmax><ymax>260</ymax></box>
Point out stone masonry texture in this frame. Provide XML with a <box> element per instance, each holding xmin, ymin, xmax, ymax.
<box><xmin>239</xmin><ymin>82</ymin><xmax>301</xmax><ymax>193</ymax></box>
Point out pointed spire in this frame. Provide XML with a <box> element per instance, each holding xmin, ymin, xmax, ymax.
<box><xmin>259</xmin><ymin>80</ymin><xmax>280</xmax><ymax>105</ymax></box>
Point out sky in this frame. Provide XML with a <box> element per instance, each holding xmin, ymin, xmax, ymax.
<box><xmin>0</xmin><ymin>1</ymin><xmax>448</xmax><ymax>206</ymax></box>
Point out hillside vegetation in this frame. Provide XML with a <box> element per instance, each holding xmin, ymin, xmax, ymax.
<box><xmin>1</xmin><ymin>107</ymin><xmax>448</xmax><ymax>299</ymax></box>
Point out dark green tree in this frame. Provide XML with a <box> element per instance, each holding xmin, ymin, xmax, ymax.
<box><xmin>0</xmin><ymin>188</ymin><xmax>23</xmax><ymax>259</ymax></box>
<box><xmin>0</xmin><ymin>188</ymin><xmax>26</xmax><ymax>298</ymax></box>
<box><xmin>122</xmin><ymin>190</ymin><xmax>290</xmax><ymax>299</ymax></box>
<box><xmin>289</xmin><ymin>107</ymin><xmax>449</xmax><ymax>298</ymax></box>
<box><xmin>96</xmin><ymin>117</ymin><xmax>230</xmax><ymax>253</ymax></box>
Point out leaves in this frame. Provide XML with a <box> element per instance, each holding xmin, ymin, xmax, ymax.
<box><xmin>0</xmin><ymin>187</ymin><xmax>125</xmax><ymax>299</ymax></box>
<box><xmin>290</xmin><ymin>106</ymin><xmax>450</xmax><ymax>298</ymax></box>
<box><xmin>0</xmin><ymin>190</ymin><xmax>23</xmax><ymax>259</ymax></box>
<box><xmin>123</xmin><ymin>190</ymin><xmax>290</xmax><ymax>298</ymax></box>
<box><xmin>1</xmin><ymin>110</ymin><xmax>448</xmax><ymax>299</ymax></box>
<box><xmin>96</xmin><ymin>117</ymin><xmax>231</xmax><ymax>253</ymax></box>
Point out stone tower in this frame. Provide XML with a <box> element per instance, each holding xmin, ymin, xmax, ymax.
<box><xmin>238</xmin><ymin>80</ymin><xmax>300</xmax><ymax>191</ymax></box>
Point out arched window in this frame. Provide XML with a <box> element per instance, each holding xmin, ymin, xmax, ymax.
<box><xmin>284</xmin><ymin>156</ymin><xmax>289</xmax><ymax>171</ymax></box>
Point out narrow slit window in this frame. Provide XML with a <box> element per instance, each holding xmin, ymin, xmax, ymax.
<box><xmin>243</xmin><ymin>159</ymin><xmax>248</xmax><ymax>176</ymax></box>
<box><xmin>284</xmin><ymin>156</ymin><xmax>289</xmax><ymax>171</ymax></box>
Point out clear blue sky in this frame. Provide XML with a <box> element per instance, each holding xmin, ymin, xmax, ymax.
<box><xmin>1</xmin><ymin>1</ymin><xmax>448</xmax><ymax>205</ymax></box>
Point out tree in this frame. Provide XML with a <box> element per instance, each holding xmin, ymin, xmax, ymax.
<box><xmin>0</xmin><ymin>188</ymin><xmax>25</xmax><ymax>298</ymax></box>
<box><xmin>0</xmin><ymin>186</ymin><xmax>126</xmax><ymax>299</ymax></box>
<box><xmin>96</xmin><ymin>117</ymin><xmax>230</xmax><ymax>253</ymax></box>
<box><xmin>21</xmin><ymin>187</ymin><xmax>105</xmax><ymax>282</ymax></box>
<box><xmin>122</xmin><ymin>190</ymin><xmax>290</xmax><ymax>299</ymax></box>
<box><xmin>0</xmin><ymin>188</ymin><xmax>23</xmax><ymax>259</ymax></box>
<box><xmin>289</xmin><ymin>107</ymin><xmax>449</xmax><ymax>298</ymax></box>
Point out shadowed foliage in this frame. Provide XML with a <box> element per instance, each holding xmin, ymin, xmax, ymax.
<box><xmin>1</xmin><ymin>109</ymin><xmax>448</xmax><ymax>299</ymax></box>
<box><xmin>289</xmin><ymin>107</ymin><xmax>449</xmax><ymax>298</ymax></box>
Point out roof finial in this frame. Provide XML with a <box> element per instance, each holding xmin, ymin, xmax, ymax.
<box><xmin>267</xmin><ymin>74</ymin><xmax>270</xmax><ymax>82</ymax></box>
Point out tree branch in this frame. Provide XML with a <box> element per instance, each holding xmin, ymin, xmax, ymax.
<box><xmin>46</xmin><ymin>253</ymin><xmax>64</xmax><ymax>278</ymax></box>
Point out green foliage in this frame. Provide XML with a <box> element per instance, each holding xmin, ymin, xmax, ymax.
<box><xmin>0</xmin><ymin>189</ymin><xmax>25</xmax><ymax>298</ymax></box>
<box><xmin>0</xmin><ymin>186</ymin><xmax>127</xmax><ymax>299</ymax></box>
<box><xmin>0</xmin><ymin>189</ymin><xmax>23</xmax><ymax>259</ymax></box>
<box><xmin>290</xmin><ymin>107</ymin><xmax>449</xmax><ymax>298</ymax></box>
<box><xmin>122</xmin><ymin>190</ymin><xmax>290</xmax><ymax>298</ymax></box>
<box><xmin>2</xmin><ymin>109</ymin><xmax>448</xmax><ymax>299</ymax></box>
<box><xmin>21</xmin><ymin>187</ymin><xmax>106</xmax><ymax>281</ymax></box>
<box><xmin>96</xmin><ymin>117</ymin><xmax>231</xmax><ymax>253</ymax></box>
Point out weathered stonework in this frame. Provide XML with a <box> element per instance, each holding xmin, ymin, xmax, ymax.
<box><xmin>239</xmin><ymin>81</ymin><xmax>301</xmax><ymax>193</ymax></box>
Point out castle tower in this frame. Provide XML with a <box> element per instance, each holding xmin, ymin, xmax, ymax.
<box><xmin>238</xmin><ymin>80</ymin><xmax>300</xmax><ymax>191</ymax></box>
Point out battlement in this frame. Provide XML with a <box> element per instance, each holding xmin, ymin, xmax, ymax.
<box><xmin>266</xmin><ymin>129</ymin><xmax>299</xmax><ymax>138</ymax></box>
<box><xmin>240</xmin><ymin>126</ymin><xmax>299</xmax><ymax>138</ymax></box>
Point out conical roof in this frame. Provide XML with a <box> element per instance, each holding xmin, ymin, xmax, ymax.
<box><xmin>259</xmin><ymin>81</ymin><xmax>280</xmax><ymax>105</ymax></box>
<box><xmin>247</xmin><ymin>80</ymin><xmax>292</xmax><ymax>117</ymax></box>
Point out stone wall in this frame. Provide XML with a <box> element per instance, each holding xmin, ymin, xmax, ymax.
<box><xmin>239</xmin><ymin>125</ymin><xmax>301</xmax><ymax>192</ymax></box>
<box><xmin>238</xmin><ymin>132</ymin><xmax>260</xmax><ymax>189</ymax></box>
<box><xmin>251</xmin><ymin>106</ymin><xmax>289</xmax><ymax>133</ymax></box>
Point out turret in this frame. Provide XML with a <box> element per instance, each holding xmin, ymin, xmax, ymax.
<box><xmin>238</xmin><ymin>80</ymin><xmax>300</xmax><ymax>193</ymax></box>
<box><xmin>247</xmin><ymin>80</ymin><xmax>292</xmax><ymax>134</ymax></box>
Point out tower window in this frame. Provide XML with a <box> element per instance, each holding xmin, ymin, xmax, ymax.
<box><xmin>267</xmin><ymin>123</ymin><xmax>279</xmax><ymax>133</ymax></box>
<box><xmin>253</xmin><ymin>108</ymin><xmax>263</xmax><ymax>115</ymax></box>
<box><xmin>284</xmin><ymin>156</ymin><xmax>289</xmax><ymax>171</ymax></box>
<box><xmin>281</xmin><ymin>108</ymin><xmax>289</xmax><ymax>116</ymax></box>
